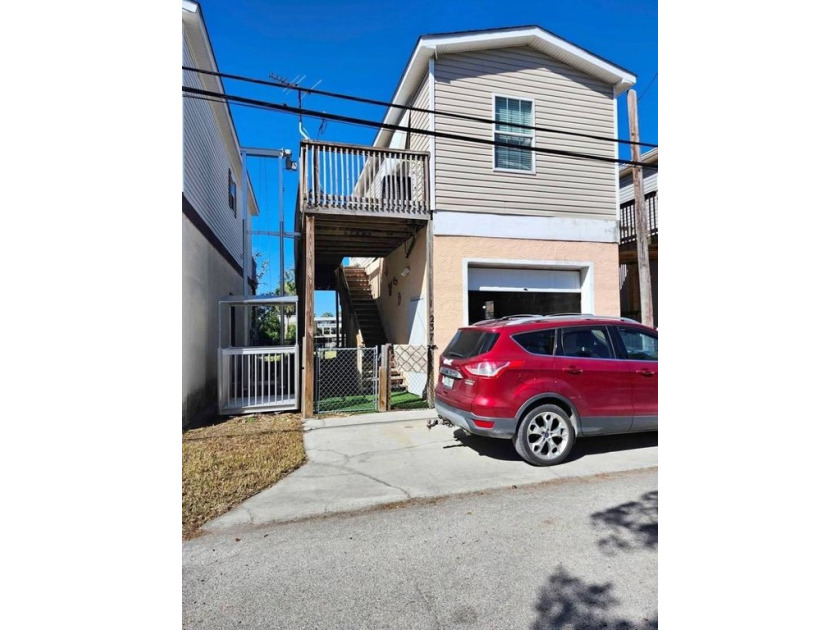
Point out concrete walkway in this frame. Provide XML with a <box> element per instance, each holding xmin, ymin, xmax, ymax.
<box><xmin>203</xmin><ymin>409</ymin><xmax>658</xmax><ymax>533</ymax></box>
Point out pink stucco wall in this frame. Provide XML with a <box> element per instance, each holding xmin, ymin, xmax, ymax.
<box><xmin>432</xmin><ymin>236</ymin><xmax>620</xmax><ymax>351</ymax></box>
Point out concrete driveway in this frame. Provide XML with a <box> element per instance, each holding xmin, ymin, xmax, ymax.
<box><xmin>203</xmin><ymin>409</ymin><xmax>657</xmax><ymax>533</ymax></box>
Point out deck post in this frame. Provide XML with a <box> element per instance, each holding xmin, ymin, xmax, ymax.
<box><xmin>334</xmin><ymin>280</ymin><xmax>340</xmax><ymax>347</ymax></box>
<box><xmin>303</xmin><ymin>214</ymin><xmax>316</xmax><ymax>417</ymax></box>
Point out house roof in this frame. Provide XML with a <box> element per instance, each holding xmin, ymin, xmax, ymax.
<box><xmin>373</xmin><ymin>25</ymin><xmax>637</xmax><ymax>148</ymax></box>
<box><xmin>619</xmin><ymin>147</ymin><xmax>658</xmax><ymax>179</ymax></box>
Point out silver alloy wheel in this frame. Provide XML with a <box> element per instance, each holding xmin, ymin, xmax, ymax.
<box><xmin>527</xmin><ymin>411</ymin><xmax>567</xmax><ymax>459</ymax></box>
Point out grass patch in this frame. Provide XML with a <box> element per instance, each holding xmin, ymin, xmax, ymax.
<box><xmin>182</xmin><ymin>413</ymin><xmax>305</xmax><ymax>539</ymax></box>
<box><xmin>390</xmin><ymin>391</ymin><xmax>431</xmax><ymax>410</ymax></box>
<box><xmin>316</xmin><ymin>394</ymin><xmax>378</xmax><ymax>414</ymax></box>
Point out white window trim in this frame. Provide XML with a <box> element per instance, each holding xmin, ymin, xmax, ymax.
<box><xmin>492</xmin><ymin>93</ymin><xmax>536</xmax><ymax>175</ymax></box>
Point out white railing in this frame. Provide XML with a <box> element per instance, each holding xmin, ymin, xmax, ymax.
<box><xmin>348</xmin><ymin>257</ymin><xmax>377</xmax><ymax>268</ymax></box>
<box><xmin>218</xmin><ymin>346</ymin><xmax>299</xmax><ymax>415</ymax></box>
<box><xmin>299</xmin><ymin>140</ymin><xmax>429</xmax><ymax>216</ymax></box>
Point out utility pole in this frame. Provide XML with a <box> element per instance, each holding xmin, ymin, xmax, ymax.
<box><xmin>627</xmin><ymin>89</ymin><xmax>654</xmax><ymax>327</ymax></box>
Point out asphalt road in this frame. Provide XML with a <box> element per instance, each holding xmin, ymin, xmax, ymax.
<box><xmin>183</xmin><ymin>467</ymin><xmax>658</xmax><ymax>629</ymax></box>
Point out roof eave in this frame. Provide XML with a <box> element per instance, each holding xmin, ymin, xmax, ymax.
<box><xmin>373</xmin><ymin>26</ymin><xmax>637</xmax><ymax>148</ymax></box>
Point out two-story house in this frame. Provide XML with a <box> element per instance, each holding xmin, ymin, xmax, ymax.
<box><xmin>182</xmin><ymin>0</ymin><xmax>258</xmax><ymax>427</ymax></box>
<box><xmin>295</xmin><ymin>26</ymin><xmax>636</xmax><ymax>415</ymax></box>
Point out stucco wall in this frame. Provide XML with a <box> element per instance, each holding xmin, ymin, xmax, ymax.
<box><xmin>183</xmin><ymin>215</ymin><xmax>243</xmax><ymax>426</ymax></box>
<box><xmin>367</xmin><ymin>226</ymin><xmax>428</xmax><ymax>344</ymax></box>
<box><xmin>432</xmin><ymin>235</ymin><xmax>619</xmax><ymax>352</ymax></box>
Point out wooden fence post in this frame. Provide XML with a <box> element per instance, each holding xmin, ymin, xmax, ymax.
<box><xmin>378</xmin><ymin>344</ymin><xmax>391</xmax><ymax>412</ymax></box>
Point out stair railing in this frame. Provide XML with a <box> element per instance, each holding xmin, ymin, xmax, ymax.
<box><xmin>337</xmin><ymin>265</ymin><xmax>363</xmax><ymax>348</ymax></box>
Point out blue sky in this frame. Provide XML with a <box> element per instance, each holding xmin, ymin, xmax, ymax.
<box><xmin>193</xmin><ymin>0</ymin><xmax>658</xmax><ymax>315</ymax></box>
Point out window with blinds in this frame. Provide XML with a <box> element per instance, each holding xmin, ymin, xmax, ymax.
<box><xmin>494</xmin><ymin>96</ymin><xmax>535</xmax><ymax>172</ymax></box>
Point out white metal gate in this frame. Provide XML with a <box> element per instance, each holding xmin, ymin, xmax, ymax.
<box><xmin>217</xmin><ymin>295</ymin><xmax>300</xmax><ymax>416</ymax></box>
<box><xmin>218</xmin><ymin>346</ymin><xmax>299</xmax><ymax>415</ymax></box>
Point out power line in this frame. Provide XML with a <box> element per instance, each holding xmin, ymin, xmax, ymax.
<box><xmin>182</xmin><ymin>65</ymin><xmax>658</xmax><ymax>150</ymax></box>
<box><xmin>182</xmin><ymin>86</ymin><xmax>657</xmax><ymax>170</ymax></box>
<box><xmin>638</xmin><ymin>72</ymin><xmax>657</xmax><ymax>103</ymax></box>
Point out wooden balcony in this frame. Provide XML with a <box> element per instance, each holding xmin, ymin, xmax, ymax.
<box><xmin>619</xmin><ymin>191</ymin><xmax>658</xmax><ymax>264</ymax></box>
<box><xmin>298</xmin><ymin>140</ymin><xmax>430</xmax><ymax>218</ymax></box>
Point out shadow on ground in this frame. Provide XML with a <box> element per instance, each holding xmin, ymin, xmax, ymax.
<box><xmin>533</xmin><ymin>568</ymin><xmax>658</xmax><ymax>630</ymax></box>
<box><xmin>444</xmin><ymin>429</ymin><xmax>521</xmax><ymax>461</ymax></box>
<box><xmin>591</xmin><ymin>490</ymin><xmax>658</xmax><ymax>554</ymax></box>
<box><xmin>447</xmin><ymin>429</ymin><xmax>657</xmax><ymax>464</ymax></box>
<box><xmin>532</xmin><ymin>490</ymin><xmax>658</xmax><ymax>629</ymax></box>
<box><xmin>563</xmin><ymin>432</ymin><xmax>658</xmax><ymax>464</ymax></box>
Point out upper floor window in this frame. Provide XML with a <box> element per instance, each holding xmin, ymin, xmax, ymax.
<box><xmin>494</xmin><ymin>95</ymin><xmax>534</xmax><ymax>173</ymax></box>
<box><xmin>228</xmin><ymin>169</ymin><xmax>237</xmax><ymax>216</ymax></box>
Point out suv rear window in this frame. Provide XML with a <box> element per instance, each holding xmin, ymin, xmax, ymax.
<box><xmin>513</xmin><ymin>329</ymin><xmax>556</xmax><ymax>355</ymax></box>
<box><xmin>442</xmin><ymin>330</ymin><xmax>499</xmax><ymax>359</ymax></box>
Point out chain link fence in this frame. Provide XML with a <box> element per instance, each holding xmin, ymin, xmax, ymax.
<box><xmin>315</xmin><ymin>347</ymin><xmax>379</xmax><ymax>414</ymax></box>
<box><xmin>391</xmin><ymin>344</ymin><xmax>433</xmax><ymax>409</ymax></box>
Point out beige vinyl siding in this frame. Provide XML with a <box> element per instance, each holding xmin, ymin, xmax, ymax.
<box><xmin>619</xmin><ymin>168</ymin><xmax>658</xmax><ymax>203</ymax></box>
<box><xmin>182</xmin><ymin>33</ymin><xmax>244</xmax><ymax>265</ymax></box>
<box><xmin>434</xmin><ymin>47</ymin><xmax>616</xmax><ymax>219</ymax></box>
<box><xmin>408</xmin><ymin>73</ymin><xmax>430</xmax><ymax>153</ymax></box>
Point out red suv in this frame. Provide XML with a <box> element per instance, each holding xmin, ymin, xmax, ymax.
<box><xmin>433</xmin><ymin>315</ymin><xmax>658</xmax><ymax>466</ymax></box>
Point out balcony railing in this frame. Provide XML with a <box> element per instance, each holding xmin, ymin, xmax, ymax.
<box><xmin>619</xmin><ymin>191</ymin><xmax>658</xmax><ymax>246</ymax></box>
<box><xmin>299</xmin><ymin>140</ymin><xmax>430</xmax><ymax>217</ymax></box>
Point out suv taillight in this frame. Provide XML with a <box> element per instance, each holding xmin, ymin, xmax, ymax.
<box><xmin>461</xmin><ymin>360</ymin><xmax>521</xmax><ymax>378</ymax></box>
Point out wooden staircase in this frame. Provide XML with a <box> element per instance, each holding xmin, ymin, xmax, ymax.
<box><xmin>390</xmin><ymin>353</ymin><xmax>407</xmax><ymax>393</ymax></box>
<box><xmin>341</xmin><ymin>266</ymin><xmax>387</xmax><ymax>348</ymax></box>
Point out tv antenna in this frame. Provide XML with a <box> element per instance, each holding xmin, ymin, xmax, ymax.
<box><xmin>269</xmin><ymin>74</ymin><xmax>323</xmax><ymax>140</ymax></box>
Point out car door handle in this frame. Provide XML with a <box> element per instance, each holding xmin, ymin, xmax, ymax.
<box><xmin>563</xmin><ymin>367</ymin><xmax>583</xmax><ymax>375</ymax></box>
<box><xmin>636</xmin><ymin>369</ymin><xmax>655</xmax><ymax>377</ymax></box>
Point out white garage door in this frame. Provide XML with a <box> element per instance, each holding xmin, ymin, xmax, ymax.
<box><xmin>468</xmin><ymin>267</ymin><xmax>581</xmax><ymax>292</ymax></box>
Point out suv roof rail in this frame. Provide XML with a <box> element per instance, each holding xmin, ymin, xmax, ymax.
<box><xmin>473</xmin><ymin>313</ymin><xmax>643</xmax><ymax>326</ymax></box>
<box><xmin>472</xmin><ymin>314</ymin><xmax>543</xmax><ymax>326</ymax></box>
<box><xmin>544</xmin><ymin>313</ymin><xmax>641</xmax><ymax>324</ymax></box>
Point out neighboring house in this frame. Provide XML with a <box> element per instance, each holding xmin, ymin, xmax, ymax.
<box><xmin>182</xmin><ymin>0</ymin><xmax>258</xmax><ymax>427</ymax></box>
<box><xmin>314</xmin><ymin>316</ymin><xmax>339</xmax><ymax>349</ymax></box>
<box><xmin>618</xmin><ymin>148</ymin><xmax>658</xmax><ymax>326</ymax></box>
<box><xmin>296</xmin><ymin>26</ymin><xmax>637</xmax><ymax>414</ymax></box>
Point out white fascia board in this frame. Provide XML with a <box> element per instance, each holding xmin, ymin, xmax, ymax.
<box><xmin>373</xmin><ymin>44</ymin><xmax>434</xmax><ymax>148</ymax></box>
<box><xmin>434</xmin><ymin>211</ymin><xmax>618</xmax><ymax>243</ymax></box>
<box><xmin>374</xmin><ymin>28</ymin><xmax>635</xmax><ymax>149</ymax></box>
<box><xmin>425</xmin><ymin>27</ymin><xmax>636</xmax><ymax>90</ymax></box>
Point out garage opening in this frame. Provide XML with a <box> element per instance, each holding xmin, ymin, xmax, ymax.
<box><xmin>467</xmin><ymin>266</ymin><xmax>583</xmax><ymax>324</ymax></box>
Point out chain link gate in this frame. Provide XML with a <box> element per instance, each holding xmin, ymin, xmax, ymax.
<box><xmin>389</xmin><ymin>344</ymin><xmax>434</xmax><ymax>409</ymax></box>
<box><xmin>315</xmin><ymin>347</ymin><xmax>379</xmax><ymax>414</ymax></box>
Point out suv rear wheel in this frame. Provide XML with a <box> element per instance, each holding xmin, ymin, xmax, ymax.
<box><xmin>514</xmin><ymin>404</ymin><xmax>575</xmax><ymax>466</ymax></box>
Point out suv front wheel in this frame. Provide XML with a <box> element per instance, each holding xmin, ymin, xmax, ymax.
<box><xmin>514</xmin><ymin>404</ymin><xmax>576</xmax><ymax>466</ymax></box>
